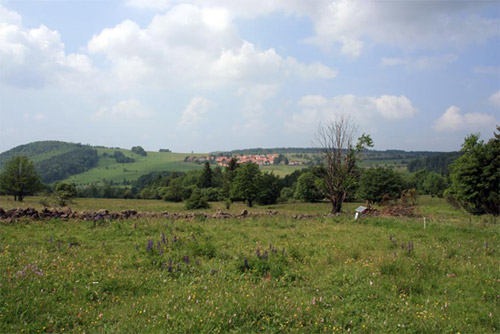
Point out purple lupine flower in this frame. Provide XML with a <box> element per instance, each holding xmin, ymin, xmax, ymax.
<box><xmin>263</xmin><ymin>250</ymin><xmax>268</xmax><ymax>260</ymax></box>
<box><xmin>147</xmin><ymin>240</ymin><xmax>154</xmax><ymax>251</ymax></box>
<box><xmin>183</xmin><ymin>255</ymin><xmax>190</xmax><ymax>264</ymax></box>
<box><xmin>173</xmin><ymin>236</ymin><xmax>178</xmax><ymax>243</ymax></box>
<box><xmin>160</xmin><ymin>247</ymin><xmax>164</xmax><ymax>256</ymax></box>
<box><xmin>135</xmin><ymin>244</ymin><xmax>139</xmax><ymax>250</ymax></box>
<box><xmin>256</xmin><ymin>248</ymin><xmax>261</xmax><ymax>258</ymax></box>
<box><xmin>244</xmin><ymin>257</ymin><xmax>249</xmax><ymax>270</ymax></box>
<box><xmin>161</xmin><ymin>232</ymin><xmax>166</xmax><ymax>244</ymax></box>
<box><xmin>168</xmin><ymin>262</ymin><xmax>173</xmax><ymax>273</ymax></box>
<box><xmin>157</xmin><ymin>241</ymin><xmax>161</xmax><ymax>250</ymax></box>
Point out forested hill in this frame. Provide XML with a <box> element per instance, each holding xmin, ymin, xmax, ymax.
<box><xmin>216</xmin><ymin>147</ymin><xmax>451</xmax><ymax>160</ymax></box>
<box><xmin>0</xmin><ymin>141</ymin><xmax>98</xmax><ymax>183</ymax></box>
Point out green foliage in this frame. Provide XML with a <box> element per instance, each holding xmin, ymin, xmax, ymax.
<box><xmin>53</xmin><ymin>182</ymin><xmax>77</xmax><ymax>206</ymax></box>
<box><xmin>200</xmin><ymin>187</ymin><xmax>220</xmax><ymax>201</ymax></box>
<box><xmin>408</xmin><ymin>152</ymin><xmax>461</xmax><ymax>174</ymax></box>
<box><xmin>279</xmin><ymin>187</ymin><xmax>295</xmax><ymax>203</ymax></box>
<box><xmin>131</xmin><ymin>146</ymin><xmax>147</xmax><ymax>156</ymax></box>
<box><xmin>446</xmin><ymin>129</ymin><xmax>500</xmax><ymax>215</ymax></box>
<box><xmin>198</xmin><ymin>161</ymin><xmax>213</xmax><ymax>188</ymax></box>
<box><xmin>162</xmin><ymin>178</ymin><xmax>184</xmax><ymax>202</ymax></box>
<box><xmin>35</xmin><ymin>146</ymin><xmax>99</xmax><ymax>183</ymax></box>
<box><xmin>357</xmin><ymin>167</ymin><xmax>406</xmax><ymax>203</ymax></box>
<box><xmin>422</xmin><ymin>172</ymin><xmax>448</xmax><ymax>198</ymax></box>
<box><xmin>185</xmin><ymin>188</ymin><xmax>210</xmax><ymax>209</ymax></box>
<box><xmin>230</xmin><ymin>163</ymin><xmax>261</xmax><ymax>207</ymax></box>
<box><xmin>294</xmin><ymin>172</ymin><xmax>323</xmax><ymax>202</ymax></box>
<box><xmin>112</xmin><ymin>151</ymin><xmax>135</xmax><ymax>163</ymax></box>
<box><xmin>0</xmin><ymin>156</ymin><xmax>41</xmax><ymax>201</ymax></box>
<box><xmin>256</xmin><ymin>172</ymin><xmax>282</xmax><ymax>205</ymax></box>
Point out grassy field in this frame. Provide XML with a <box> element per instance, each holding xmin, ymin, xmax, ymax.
<box><xmin>0</xmin><ymin>196</ymin><xmax>498</xmax><ymax>333</ymax></box>
<box><xmin>65</xmin><ymin>149</ymin><xmax>203</xmax><ymax>187</ymax></box>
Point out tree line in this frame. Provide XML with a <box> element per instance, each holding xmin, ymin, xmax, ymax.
<box><xmin>0</xmin><ymin>125</ymin><xmax>498</xmax><ymax>215</ymax></box>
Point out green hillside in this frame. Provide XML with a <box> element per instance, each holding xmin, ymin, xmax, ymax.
<box><xmin>65</xmin><ymin>148</ymin><xmax>204</xmax><ymax>186</ymax></box>
<box><xmin>0</xmin><ymin>141</ymin><xmax>99</xmax><ymax>183</ymax></box>
<box><xmin>0</xmin><ymin>141</ymin><xmax>81</xmax><ymax>166</ymax></box>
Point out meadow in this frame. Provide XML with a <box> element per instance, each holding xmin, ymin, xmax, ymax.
<box><xmin>0</xmin><ymin>196</ymin><xmax>498</xmax><ymax>333</ymax></box>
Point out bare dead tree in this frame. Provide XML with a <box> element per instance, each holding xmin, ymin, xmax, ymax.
<box><xmin>315</xmin><ymin>115</ymin><xmax>373</xmax><ymax>214</ymax></box>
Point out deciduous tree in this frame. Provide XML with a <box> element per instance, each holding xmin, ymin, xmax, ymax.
<box><xmin>0</xmin><ymin>156</ymin><xmax>41</xmax><ymax>201</ymax></box>
<box><xmin>315</xmin><ymin>115</ymin><xmax>373</xmax><ymax>213</ymax></box>
<box><xmin>446</xmin><ymin>128</ymin><xmax>499</xmax><ymax>215</ymax></box>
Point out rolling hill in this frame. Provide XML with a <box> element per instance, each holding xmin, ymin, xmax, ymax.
<box><xmin>0</xmin><ymin>141</ymin><xmax>457</xmax><ymax>187</ymax></box>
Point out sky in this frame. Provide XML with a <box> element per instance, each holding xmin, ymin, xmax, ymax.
<box><xmin>0</xmin><ymin>0</ymin><xmax>499</xmax><ymax>153</ymax></box>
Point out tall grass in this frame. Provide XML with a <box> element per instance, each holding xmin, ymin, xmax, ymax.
<box><xmin>0</xmin><ymin>197</ymin><xmax>498</xmax><ymax>333</ymax></box>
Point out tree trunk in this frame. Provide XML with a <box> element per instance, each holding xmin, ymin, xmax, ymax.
<box><xmin>246</xmin><ymin>199</ymin><xmax>253</xmax><ymax>207</ymax></box>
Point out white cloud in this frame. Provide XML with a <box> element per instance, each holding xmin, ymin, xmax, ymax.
<box><xmin>0</xmin><ymin>6</ymin><xmax>94</xmax><ymax>88</ymax></box>
<box><xmin>488</xmin><ymin>90</ymin><xmax>500</xmax><ymax>108</ymax></box>
<box><xmin>286</xmin><ymin>94</ymin><xmax>418</xmax><ymax>132</ymax></box>
<box><xmin>433</xmin><ymin>105</ymin><xmax>497</xmax><ymax>132</ymax></box>
<box><xmin>93</xmin><ymin>99</ymin><xmax>153</xmax><ymax>120</ymax></box>
<box><xmin>0</xmin><ymin>4</ymin><xmax>21</xmax><ymax>25</ymax></box>
<box><xmin>166</xmin><ymin>1</ymin><xmax>499</xmax><ymax>58</ymax></box>
<box><xmin>381</xmin><ymin>54</ymin><xmax>457</xmax><ymax>71</ymax></box>
<box><xmin>373</xmin><ymin>95</ymin><xmax>418</xmax><ymax>120</ymax></box>
<box><xmin>179</xmin><ymin>96</ymin><xmax>217</xmax><ymax>127</ymax></box>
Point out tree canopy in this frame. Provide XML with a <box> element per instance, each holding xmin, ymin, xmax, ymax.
<box><xmin>0</xmin><ymin>156</ymin><xmax>42</xmax><ymax>201</ymax></box>
<box><xmin>446</xmin><ymin>129</ymin><xmax>499</xmax><ymax>215</ymax></box>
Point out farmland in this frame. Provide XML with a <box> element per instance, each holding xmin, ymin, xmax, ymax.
<box><xmin>0</xmin><ymin>196</ymin><xmax>498</xmax><ymax>333</ymax></box>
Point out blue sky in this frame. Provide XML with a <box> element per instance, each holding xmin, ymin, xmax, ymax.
<box><xmin>0</xmin><ymin>0</ymin><xmax>499</xmax><ymax>153</ymax></box>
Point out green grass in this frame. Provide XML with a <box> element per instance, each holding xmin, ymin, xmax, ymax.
<box><xmin>0</xmin><ymin>196</ymin><xmax>498</xmax><ymax>333</ymax></box>
<box><xmin>65</xmin><ymin>149</ymin><xmax>203</xmax><ymax>186</ymax></box>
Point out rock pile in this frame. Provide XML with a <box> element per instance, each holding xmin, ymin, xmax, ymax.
<box><xmin>0</xmin><ymin>207</ymin><xmax>278</xmax><ymax>221</ymax></box>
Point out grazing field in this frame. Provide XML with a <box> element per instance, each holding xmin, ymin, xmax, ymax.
<box><xmin>0</xmin><ymin>197</ymin><xmax>498</xmax><ymax>333</ymax></box>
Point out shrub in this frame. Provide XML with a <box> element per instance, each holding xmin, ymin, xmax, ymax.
<box><xmin>185</xmin><ymin>188</ymin><xmax>210</xmax><ymax>210</ymax></box>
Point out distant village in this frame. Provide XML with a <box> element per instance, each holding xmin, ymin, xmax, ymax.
<box><xmin>184</xmin><ymin>154</ymin><xmax>303</xmax><ymax>167</ymax></box>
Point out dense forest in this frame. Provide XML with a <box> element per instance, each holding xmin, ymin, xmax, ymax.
<box><xmin>407</xmin><ymin>152</ymin><xmax>462</xmax><ymax>175</ymax></box>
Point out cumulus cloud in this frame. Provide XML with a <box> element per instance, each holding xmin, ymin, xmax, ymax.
<box><xmin>87</xmin><ymin>4</ymin><xmax>335</xmax><ymax>90</ymax></box>
<box><xmin>433</xmin><ymin>105</ymin><xmax>497</xmax><ymax>132</ymax></box>
<box><xmin>164</xmin><ymin>0</ymin><xmax>499</xmax><ymax>57</ymax></box>
<box><xmin>93</xmin><ymin>99</ymin><xmax>153</xmax><ymax>120</ymax></box>
<box><xmin>179</xmin><ymin>96</ymin><xmax>217</xmax><ymax>127</ymax></box>
<box><xmin>489</xmin><ymin>90</ymin><xmax>500</xmax><ymax>108</ymax></box>
<box><xmin>286</xmin><ymin>94</ymin><xmax>418</xmax><ymax>132</ymax></box>
<box><xmin>0</xmin><ymin>5</ymin><xmax>94</xmax><ymax>88</ymax></box>
<box><xmin>381</xmin><ymin>54</ymin><xmax>458</xmax><ymax>71</ymax></box>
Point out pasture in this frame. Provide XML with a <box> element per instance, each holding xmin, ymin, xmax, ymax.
<box><xmin>0</xmin><ymin>196</ymin><xmax>498</xmax><ymax>333</ymax></box>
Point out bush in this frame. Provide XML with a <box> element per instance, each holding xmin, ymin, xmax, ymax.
<box><xmin>357</xmin><ymin>167</ymin><xmax>405</xmax><ymax>204</ymax></box>
<box><xmin>185</xmin><ymin>188</ymin><xmax>210</xmax><ymax>210</ymax></box>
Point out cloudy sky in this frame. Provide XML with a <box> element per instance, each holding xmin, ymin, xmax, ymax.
<box><xmin>0</xmin><ymin>0</ymin><xmax>499</xmax><ymax>153</ymax></box>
